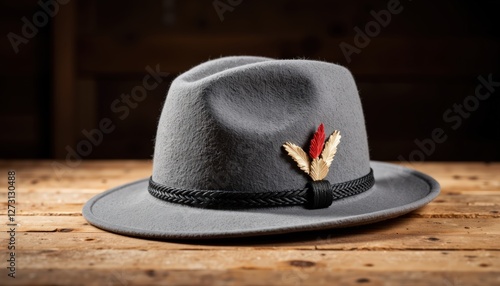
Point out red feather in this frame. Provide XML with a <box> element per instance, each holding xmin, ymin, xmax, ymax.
<box><xmin>309</xmin><ymin>123</ymin><xmax>325</xmax><ymax>159</ymax></box>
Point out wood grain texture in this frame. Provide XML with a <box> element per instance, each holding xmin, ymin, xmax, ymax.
<box><xmin>0</xmin><ymin>160</ymin><xmax>499</xmax><ymax>285</ymax></box>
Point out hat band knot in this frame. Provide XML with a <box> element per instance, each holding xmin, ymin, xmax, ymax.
<box><xmin>148</xmin><ymin>169</ymin><xmax>374</xmax><ymax>209</ymax></box>
<box><xmin>306</xmin><ymin>180</ymin><xmax>334</xmax><ymax>209</ymax></box>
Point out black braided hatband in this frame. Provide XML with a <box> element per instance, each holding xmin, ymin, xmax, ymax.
<box><xmin>148</xmin><ymin>169</ymin><xmax>374</xmax><ymax>209</ymax></box>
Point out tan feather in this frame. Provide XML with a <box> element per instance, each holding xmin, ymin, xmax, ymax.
<box><xmin>310</xmin><ymin>158</ymin><xmax>329</xmax><ymax>181</ymax></box>
<box><xmin>283</xmin><ymin>142</ymin><xmax>310</xmax><ymax>175</ymax></box>
<box><xmin>321</xmin><ymin>130</ymin><xmax>341</xmax><ymax>167</ymax></box>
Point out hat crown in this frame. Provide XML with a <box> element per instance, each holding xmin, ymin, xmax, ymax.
<box><xmin>152</xmin><ymin>56</ymin><xmax>370</xmax><ymax>192</ymax></box>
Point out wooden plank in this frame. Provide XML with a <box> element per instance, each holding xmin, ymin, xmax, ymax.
<box><xmin>5</xmin><ymin>250</ymin><xmax>499</xmax><ymax>271</ymax></box>
<box><xmin>52</xmin><ymin>0</ymin><xmax>77</xmax><ymax>158</ymax></box>
<box><xmin>9</xmin><ymin>216</ymin><xmax>499</xmax><ymax>235</ymax></box>
<box><xmin>0</xmin><ymin>160</ymin><xmax>151</xmax><ymax>188</ymax></box>
<box><xmin>4</xmin><ymin>269</ymin><xmax>500</xmax><ymax>286</ymax></box>
<box><xmin>6</xmin><ymin>217</ymin><xmax>500</xmax><ymax>250</ymax></box>
<box><xmin>11</xmin><ymin>231</ymin><xmax>500</xmax><ymax>251</ymax></box>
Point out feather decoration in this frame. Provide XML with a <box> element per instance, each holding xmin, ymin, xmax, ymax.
<box><xmin>283</xmin><ymin>142</ymin><xmax>310</xmax><ymax>175</ymax></box>
<box><xmin>309</xmin><ymin>123</ymin><xmax>325</xmax><ymax>159</ymax></box>
<box><xmin>310</xmin><ymin>158</ymin><xmax>329</xmax><ymax>181</ymax></box>
<box><xmin>283</xmin><ymin>124</ymin><xmax>341</xmax><ymax>181</ymax></box>
<box><xmin>321</xmin><ymin>130</ymin><xmax>341</xmax><ymax>167</ymax></box>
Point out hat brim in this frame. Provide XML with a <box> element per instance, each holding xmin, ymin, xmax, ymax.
<box><xmin>82</xmin><ymin>161</ymin><xmax>440</xmax><ymax>239</ymax></box>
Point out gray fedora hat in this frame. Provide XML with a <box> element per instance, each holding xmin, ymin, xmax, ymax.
<box><xmin>83</xmin><ymin>56</ymin><xmax>440</xmax><ymax>239</ymax></box>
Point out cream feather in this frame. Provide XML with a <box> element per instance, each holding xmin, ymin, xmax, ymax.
<box><xmin>310</xmin><ymin>158</ymin><xmax>329</xmax><ymax>181</ymax></box>
<box><xmin>283</xmin><ymin>142</ymin><xmax>310</xmax><ymax>175</ymax></box>
<box><xmin>321</xmin><ymin>130</ymin><xmax>341</xmax><ymax>167</ymax></box>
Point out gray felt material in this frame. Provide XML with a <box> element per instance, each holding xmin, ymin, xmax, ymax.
<box><xmin>82</xmin><ymin>56</ymin><xmax>440</xmax><ymax>239</ymax></box>
<box><xmin>152</xmin><ymin>56</ymin><xmax>369</xmax><ymax>190</ymax></box>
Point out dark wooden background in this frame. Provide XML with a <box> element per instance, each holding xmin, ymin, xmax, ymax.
<box><xmin>1</xmin><ymin>0</ymin><xmax>499</xmax><ymax>161</ymax></box>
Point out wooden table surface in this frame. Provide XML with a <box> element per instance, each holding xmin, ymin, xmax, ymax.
<box><xmin>1</xmin><ymin>160</ymin><xmax>499</xmax><ymax>285</ymax></box>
